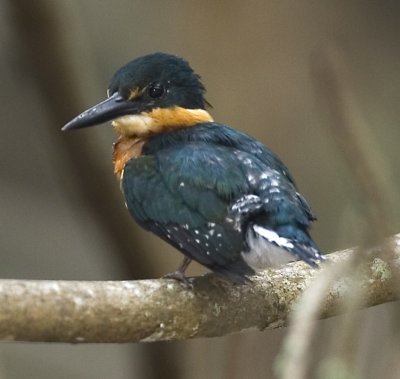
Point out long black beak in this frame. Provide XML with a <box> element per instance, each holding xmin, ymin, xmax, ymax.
<box><xmin>62</xmin><ymin>92</ymin><xmax>138</xmax><ymax>131</ymax></box>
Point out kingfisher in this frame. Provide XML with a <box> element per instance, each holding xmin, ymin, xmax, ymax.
<box><xmin>63</xmin><ymin>52</ymin><xmax>324</xmax><ymax>284</ymax></box>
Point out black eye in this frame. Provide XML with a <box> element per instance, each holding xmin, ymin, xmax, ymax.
<box><xmin>148</xmin><ymin>83</ymin><xmax>165</xmax><ymax>98</ymax></box>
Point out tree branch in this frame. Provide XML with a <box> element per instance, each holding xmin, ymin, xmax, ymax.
<box><xmin>1</xmin><ymin>235</ymin><xmax>399</xmax><ymax>343</ymax></box>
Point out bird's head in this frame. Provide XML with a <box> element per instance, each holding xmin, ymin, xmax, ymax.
<box><xmin>62</xmin><ymin>53</ymin><xmax>213</xmax><ymax>137</ymax></box>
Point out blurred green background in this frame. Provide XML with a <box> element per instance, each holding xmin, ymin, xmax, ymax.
<box><xmin>0</xmin><ymin>1</ymin><xmax>399</xmax><ymax>378</ymax></box>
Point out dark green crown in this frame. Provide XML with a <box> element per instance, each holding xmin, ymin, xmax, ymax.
<box><xmin>108</xmin><ymin>52</ymin><xmax>208</xmax><ymax>110</ymax></box>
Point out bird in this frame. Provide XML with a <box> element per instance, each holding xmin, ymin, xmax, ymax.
<box><xmin>62</xmin><ymin>52</ymin><xmax>324</xmax><ymax>285</ymax></box>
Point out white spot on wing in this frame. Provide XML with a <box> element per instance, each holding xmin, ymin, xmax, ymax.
<box><xmin>270</xmin><ymin>179</ymin><xmax>279</xmax><ymax>186</ymax></box>
<box><xmin>253</xmin><ymin>225</ymin><xmax>294</xmax><ymax>249</ymax></box>
<box><xmin>259</xmin><ymin>173</ymin><xmax>268</xmax><ymax>180</ymax></box>
<box><xmin>247</xmin><ymin>174</ymin><xmax>255</xmax><ymax>184</ymax></box>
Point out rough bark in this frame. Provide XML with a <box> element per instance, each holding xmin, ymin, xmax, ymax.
<box><xmin>0</xmin><ymin>235</ymin><xmax>398</xmax><ymax>343</ymax></box>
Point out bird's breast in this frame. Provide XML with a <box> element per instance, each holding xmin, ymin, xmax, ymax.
<box><xmin>112</xmin><ymin>137</ymin><xmax>146</xmax><ymax>181</ymax></box>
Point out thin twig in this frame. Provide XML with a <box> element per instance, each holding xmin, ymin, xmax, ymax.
<box><xmin>277</xmin><ymin>254</ymin><xmax>355</xmax><ymax>379</ymax></box>
<box><xmin>278</xmin><ymin>47</ymin><xmax>399</xmax><ymax>379</ymax></box>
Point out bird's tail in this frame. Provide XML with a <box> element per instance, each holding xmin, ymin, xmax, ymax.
<box><xmin>253</xmin><ymin>224</ymin><xmax>325</xmax><ymax>267</ymax></box>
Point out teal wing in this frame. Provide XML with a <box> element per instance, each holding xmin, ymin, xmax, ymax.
<box><xmin>121</xmin><ymin>143</ymin><xmax>255</xmax><ymax>282</ymax></box>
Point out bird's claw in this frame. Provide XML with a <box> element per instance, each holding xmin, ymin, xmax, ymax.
<box><xmin>163</xmin><ymin>271</ymin><xmax>194</xmax><ymax>289</ymax></box>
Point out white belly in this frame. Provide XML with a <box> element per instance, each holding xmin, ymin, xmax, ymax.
<box><xmin>242</xmin><ymin>227</ymin><xmax>295</xmax><ymax>269</ymax></box>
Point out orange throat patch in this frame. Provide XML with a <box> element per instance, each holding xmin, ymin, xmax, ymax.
<box><xmin>112</xmin><ymin>106</ymin><xmax>213</xmax><ymax>138</ymax></box>
<box><xmin>112</xmin><ymin>106</ymin><xmax>213</xmax><ymax>181</ymax></box>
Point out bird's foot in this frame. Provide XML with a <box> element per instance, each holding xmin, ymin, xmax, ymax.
<box><xmin>163</xmin><ymin>270</ymin><xmax>193</xmax><ymax>289</ymax></box>
<box><xmin>163</xmin><ymin>257</ymin><xmax>193</xmax><ymax>289</ymax></box>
